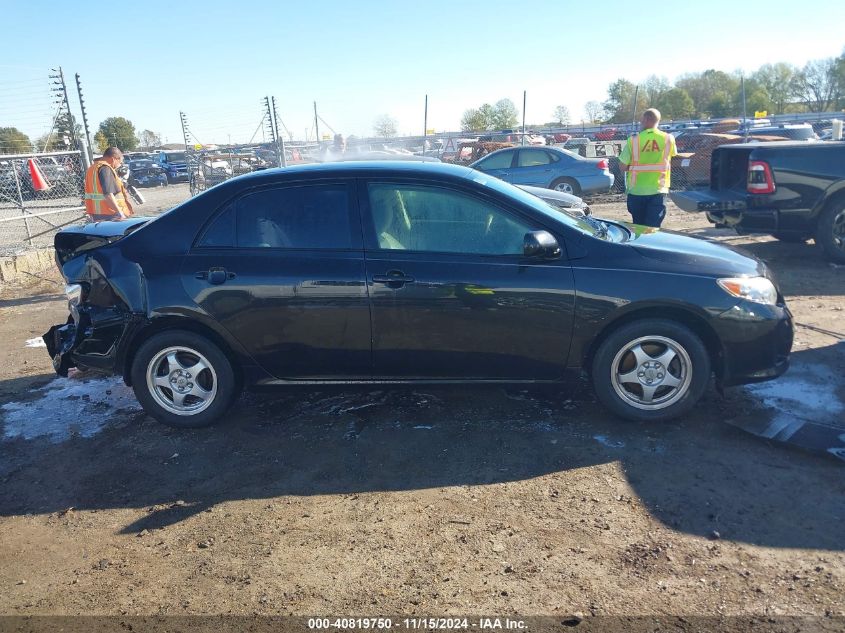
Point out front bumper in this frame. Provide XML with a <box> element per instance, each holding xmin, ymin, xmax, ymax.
<box><xmin>713</xmin><ymin>299</ymin><xmax>794</xmax><ymax>387</ymax></box>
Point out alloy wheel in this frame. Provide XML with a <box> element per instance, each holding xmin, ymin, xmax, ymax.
<box><xmin>610</xmin><ymin>335</ymin><xmax>693</xmax><ymax>410</ymax></box>
<box><xmin>146</xmin><ymin>346</ymin><xmax>218</xmax><ymax>416</ymax></box>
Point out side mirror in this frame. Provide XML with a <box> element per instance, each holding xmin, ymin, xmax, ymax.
<box><xmin>523</xmin><ymin>230</ymin><xmax>561</xmax><ymax>259</ymax></box>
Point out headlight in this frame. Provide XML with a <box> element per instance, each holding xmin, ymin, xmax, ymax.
<box><xmin>717</xmin><ymin>277</ymin><xmax>777</xmax><ymax>305</ymax></box>
<box><xmin>65</xmin><ymin>283</ymin><xmax>82</xmax><ymax>305</ymax></box>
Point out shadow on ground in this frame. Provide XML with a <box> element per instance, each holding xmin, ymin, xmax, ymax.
<box><xmin>1</xmin><ymin>363</ymin><xmax>843</xmax><ymax>551</ymax></box>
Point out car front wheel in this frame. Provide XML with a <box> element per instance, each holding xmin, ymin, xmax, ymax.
<box><xmin>591</xmin><ymin>319</ymin><xmax>711</xmax><ymax>422</ymax></box>
<box><xmin>130</xmin><ymin>330</ymin><xmax>239</xmax><ymax>428</ymax></box>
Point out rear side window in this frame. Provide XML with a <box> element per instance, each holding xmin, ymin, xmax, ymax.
<box><xmin>197</xmin><ymin>184</ymin><xmax>355</xmax><ymax>249</ymax></box>
<box><xmin>476</xmin><ymin>150</ymin><xmax>514</xmax><ymax>170</ymax></box>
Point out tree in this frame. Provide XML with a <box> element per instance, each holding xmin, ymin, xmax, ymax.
<box><xmin>603</xmin><ymin>78</ymin><xmax>647</xmax><ymax>123</ymax></box>
<box><xmin>676</xmin><ymin>69</ymin><xmax>739</xmax><ymax>117</ymax></box>
<box><xmin>656</xmin><ymin>88</ymin><xmax>695</xmax><ymax>120</ymax></box>
<box><xmin>792</xmin><ymin>58</ymin><xmax>842</xmax><ymax>112</ymax></box>
<box><xmin>94</xmin><ymin>131</ymin><xmax>109</xmax><ymax>153</ymax></box>
<box><xmin>461</xmin><ymin>107</ymin><xmax>487</xmax><ymax>131</ymax></box>
<box><xmin>96</xmin><ymin>116</ymin><xmax>138</xmax><ymax>151</ymax></box>
<box><xmin>552</xmin><ymin>105</ymin><xmax>571</xmax><ymax>125</ymax></box>
<box><xmin>0</xmin><ymin>127</ymin><xmax>32</xmax><ymax>154</ymax></box>
<box><xmin>491</xmin><ymin>99</ymin><xmax>519</xmax><ymax>130</ymax></box>
<box><xmin>753</xmin><ymin>63</ymin><xmax>797</xmax><ymax>114</ymax></box>
<box><xmin>642</xmin><ymin>75</ymin><xmax>671</xmax><ymax>106</ymax></box>
<box><xmin>583</xmin><ymin>101</ymin><xmax>603</xmax><ymax>123</ymax></box>
<box><xmin>139</xmin><ymin>129</ymin><xmax>161</xmax><ymax>149</ymax></box>
<box><xmin>373</xmin><ymin>114</ymin><xmax>398</xmax><ymax>138</ymax></box>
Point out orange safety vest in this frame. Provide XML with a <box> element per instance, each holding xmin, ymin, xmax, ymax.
<box><xmin>625</xmin><ymin>129</ymin><xmax>675</xmax><ymax>195</ymax></box>
<box><xmin>84</xmin><ymin>160</ymin><xmax>131</xmax><ymax>217</ymax></box>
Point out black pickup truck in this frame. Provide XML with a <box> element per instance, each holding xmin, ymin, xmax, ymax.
<box><xmin>670</xmin><ymin>141</ymin><xmax>845</xmax><ymax>263</ymax></box>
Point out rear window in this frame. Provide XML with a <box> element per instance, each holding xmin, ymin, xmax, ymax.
<box><xmin>197</xmin><ymin>184</ymin><xmax>355</xmax><ymax>249</ymax></box>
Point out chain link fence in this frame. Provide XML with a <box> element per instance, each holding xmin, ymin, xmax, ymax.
<box><xmin>0</xmin><ymin>150</ymin><xmax>86</xmax><ymax>254</ymax></box>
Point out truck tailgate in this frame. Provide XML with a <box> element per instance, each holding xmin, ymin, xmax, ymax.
<box><xmin>669</xmin><ymin>189</ymin><xmax>747</xmax><ymax>213</ymax></box>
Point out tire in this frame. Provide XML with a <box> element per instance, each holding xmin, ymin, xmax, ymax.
<box><xmin>771</xmin><ymin>232</ymin><xmax>810</xmax><ymax>243</ymax></box>
<box><xmin>591</xmin><ymin>319</ymin><xmax>711</xmax><ymax>422</ymax></box>
<box><xmin>551</xmin><ymin>177</ymin><xmax>581</xmax><ymax>196</ymax></box>
<box><xmin>130</xmin><ymin>330</ymin><xmax>239</xmax><ymax>428</ymax></box>
<box><xmin>815</xmin><ymin>200</ymin><xmax>845</xmax><ymax>264</ymax></box>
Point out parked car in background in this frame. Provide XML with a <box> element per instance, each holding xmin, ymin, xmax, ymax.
<box><xmin>127</xmin><ymin>159</ymin><xmax>168</xmax><ymax>188</ymax></box>
<box><xmin>670</xmin><ymin>141</ymin><xmax>845</xmax><ymax>262</ymax></box>
<box><xmin>45</xmin><ymin>161</ymin><xmax>792</xmax><ymax>428</ymax></box>
<box><xmin>728</xmin><ymin>124</ymin><xmax>818</xmax><ymax>141</ymax></box>
<box><xmin>471</xmin><ymin>145</ymin><xmax>614</xmax><ymax>195</ymax></box>
<box><xmin>155</xmin><ymin>150</ymin><xmax>189</xmax><ymax>183</ymax></box>
<box><xmin>516</xmin><ymin>184</ymin><xmax>590</xmax><ymax>216</ymax></box>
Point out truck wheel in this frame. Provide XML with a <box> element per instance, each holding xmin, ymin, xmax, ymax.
<box><xmin>130</xmin><ymin>330</ymin><xmax>239</xmax><ymax>428</ymax></box>
<box><xmin>815</xmin><ymin>200</ymin><xmax>845</xmax><ymax>264</ymax></box>
<box><xmin>591</xmin><ymin>319</ymin><xmax>711</xmax><ymax>422</ymax></box>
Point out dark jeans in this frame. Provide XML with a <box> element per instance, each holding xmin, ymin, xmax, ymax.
<box><xmin>626</xmin><ymin>193</ymin><xmax>666</xmax><ymax>227</ymax></box>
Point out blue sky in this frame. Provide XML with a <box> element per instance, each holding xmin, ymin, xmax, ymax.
<box><xmin>2</xmin><ymin>0</ymin><xmax>844</xmax><ymax>146</ymax></box>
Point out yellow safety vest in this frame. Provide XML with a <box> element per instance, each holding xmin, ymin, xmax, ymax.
<box><xmin>84</xmin><ymin>160</ymin><xmax>130</xmax><ymax>217</ymax></box>
<box><xmin>624</xmin><ymin>129</ymin><xmax>675</xmax><ymax>195</ymax></box>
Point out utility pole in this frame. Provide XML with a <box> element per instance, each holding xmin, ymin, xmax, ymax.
<box><xmin>49</xmin><ymin>67</ymin><xmax>79</xmax><ymax>152</ymax></box>
<box><xmin>74</xmin><ymin>73</ymin><xmax>93</xmax><ymax>164</ymax></box>
<box><xmin>314</xmin><ymin>101</ymin><xmax>320</xmax><ymax>145</ymax></box>
<box><xmin>180</xmin><ymin>112</ymin><xmax>191</xmax><ymax>150</ymax></box>
<box><xmin>263</xmin><ymin>96</ymin><xmax>276</xmax><ymax>143</ymax></box>
<box><xmin>631</xmin><ymin>85</ymin><xmax>640</xmax><ymax>131</ymax></box>
<box><xmin>741</xmin><ymin>75</ymin><xmax>749</xmax><ymax>142</ymax></box>
<box><xmin>522</xmin><ymin>90</ymin><xmax>527</xmax><ymax>146</ymax></box>
<box><xmin>272</xmin><ymin>96</ymin><xmax>287</xmax><ymax>167</ymax></box>
<box><xmin>423</xmin><ymin>94</ymin><xmax>428</xmax><ymax>150</ymax></box>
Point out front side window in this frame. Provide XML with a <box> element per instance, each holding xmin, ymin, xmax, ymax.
<box><xmin>196</xmin><ymin>184</ymin><xmax>353</xmax><ymax>249</ymax></box>
<box><xmin>367</xmin><ymin>183</ymin><xmax>533</xmax><ymax>256</ymax></box>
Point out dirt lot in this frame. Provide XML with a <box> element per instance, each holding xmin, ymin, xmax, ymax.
<box><xmin>0</xmin><ymin>194</ymin><xmax>843</xmax><ymax>622</ymax></box>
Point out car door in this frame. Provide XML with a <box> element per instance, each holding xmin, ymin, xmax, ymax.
<box><xmin>509</xmin><ymin>148</ymin><xmax>558</xmax><ymax>186</ymax></box>
<box><xmin>471</xmin><ymin>149</ymin><xmax>516</xmax><ymax>181</ymax></box>
<box><xmin>181</xmin><ymin>180</ymin><xmax>372</xmax><ymax>380</ymax></box>
<box><xmin>360</xmin><ymin>179</ymin><xmax>576</xmax><ymax>380</ymax></box>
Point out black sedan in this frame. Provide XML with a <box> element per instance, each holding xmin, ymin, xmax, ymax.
<box><xmin>126</xmin><ymin>159</ymin><xmax>168</xmax><ymax>188</ymax></box>
<box><xmin>45</xmin><ymin>162</ymin><xmax>793</xmax><ymax>428</ymax></box>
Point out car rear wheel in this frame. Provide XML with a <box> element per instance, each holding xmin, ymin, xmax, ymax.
<box><xmin>551</xmin><ymin>177</ymin><xmax>581</xmax><ymax>196</ymax></box>
<box><xmin>815</xmin><ymin>200</ymin><xmax>845</xmax><ymax>264</ymax></box>
<box><xmin>130</xmin><ymin>330</ymin><xmax>239</xmax><ymax>428</ymax></box>
<box><xmin>592</xmin><ymin>319</ymin><xmax>711</xmax><ymax>422</ymax></box>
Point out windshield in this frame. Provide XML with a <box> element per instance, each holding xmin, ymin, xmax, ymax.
<box><xmin>130</xmin><ymin>160</ymin><xmax>154</xmax><ymax>169</ymax></box>
<box><xmin>164</xmin><ymin>152</ymin><xmax>187</xmax><ymax>162</ymax></box>
<box><xmin>469</xmin><ymin>171</ymin><xmax>603</xmax><ymax>237</ymax></box>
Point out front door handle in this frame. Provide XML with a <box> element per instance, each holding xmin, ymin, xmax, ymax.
<box><xmin>372</xmin><ymin>270</ymin><xmax>415</xmax><ymax>287</ymax></box>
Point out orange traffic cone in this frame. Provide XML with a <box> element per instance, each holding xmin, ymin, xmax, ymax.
<box><xmin>28</xmin><ymin>158</ymin><xmax>51</xmax><ymax>192</ymax></box>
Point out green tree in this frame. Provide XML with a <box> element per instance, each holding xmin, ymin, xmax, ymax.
<box><xmin>642</xmin><ymin>75</ymin><xmax>671</xmax><ymax>106</ymax></box>
<box><xmin>552</xmin><ymin>105</ymin><xmax>571</xmax><ymax>125</ymax></box>
<box><xmin>0</xmin><ymin>127</ymin><xmax>32</xmax><ymax>154</ymax></box>
<box><xmin>753</xmin><ymin>63</ymin><xmax>797</xmax><ymax>114</ymax></box>
<box><xmin>373</xmin><ymin>114</ymin><xmax>398</xmax><ymax>138</ymax></box>
<box><xmin>792</xmin><ymin>58</ymin><xmax>842</xmax><ymax>112</ymax></box>
<box><xmin>676</xmin><ymin>69</ymin><xmax>739</xmax><ymax>117</ymax></box>
<box><xmin>656</xmin><ymin>88</ymin><xmax>694</xmax><ymax>120</ymax></box>
<box><xmin>460</xmin><ymin>107</ymin><xmax>485</xmax><ymax>132</ymax></box>
<box><xmin>96</xmin><ymin>116</ymin><xmax>138</xmax><ymax>151</ymax></box>
<box><xmin>491</xmin><ymin>99</ymin><xmax>519</xmax><ymax>129</ymax></box>
<box><xmin>603</xmin><ymin>79</ymin><xmax>647</xmax><ymax>123</ymax></box>
<box><xmin>705</xmin><ymin>93</ymin><xmax>732</xmax><ymax>118</ymax></box>
<box><xmin>94</xmin><ymin>130</ymin><xmax>108</xmax><ymax>153</ymax></box>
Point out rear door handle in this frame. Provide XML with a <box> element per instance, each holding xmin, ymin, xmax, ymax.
<box><xmin>195</xmin><ymin>267</ymin><xmax>236</xmax><ymax>285</ymax></box>
<box><xmin>372</xmin><ymin>270</ymin><xmax>415</xmax><ymax>286</ymax></box>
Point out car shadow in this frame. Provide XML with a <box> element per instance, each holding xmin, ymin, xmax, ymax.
<box><xmin>0</xmin><ymin>293</ymin><xmax>64</xmax><ymax>309</ymax></box>
<box><xmin>1</xmin><ymin>363</ymin><xmax>843</xmax><ymax>550</ymax></box>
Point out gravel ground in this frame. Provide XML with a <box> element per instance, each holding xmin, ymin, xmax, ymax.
<box><xmin>0</xmin><ymin>195</ymin><xmax>843</xmax><ymax>623</ymax></box>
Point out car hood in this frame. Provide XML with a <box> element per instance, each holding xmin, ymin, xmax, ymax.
<box><xmin>621</xmin><ymin>224</ymin><xmax>768</xmax><ymax>277</ymax></box>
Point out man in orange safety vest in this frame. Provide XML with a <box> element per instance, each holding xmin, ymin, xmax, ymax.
<box><xmin>83</xmin><ymin>147</ymin><xmax>133</xmax><ymax>221</ymax></box>
<box><xmin>618</xmin><ymin>108</ymin><xmax>676</xmax><ymax>227</ymax></box>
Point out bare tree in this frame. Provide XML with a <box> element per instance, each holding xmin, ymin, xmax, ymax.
<box><xmin>792</xmin><ymin>58</ymin><xmax>841</xmax><ymax>112</ymax></box>
<box><xmin>583</xmin><ymin>101</ymin><xmax>603</xmax><ymax>123</ymax></box>
<box><xmin>553</xmin><ymin>105</ymin><xmax>571</xmax><ymax>125</ymax></box>
<box><xmin>139</xmin><ymin>129</ymin><xmax>162</xmax><ymax>149</ymax></box>
<box><xmin>373</xmin><ymin>114</ymin><xmax>398</xmax><ymax>138</ymax></box>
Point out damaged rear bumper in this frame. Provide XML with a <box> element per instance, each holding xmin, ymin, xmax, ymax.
<box><xmin>43</xmin><ymin>307</ymin><xmax>142</xmax><ymax>378</ymax></box>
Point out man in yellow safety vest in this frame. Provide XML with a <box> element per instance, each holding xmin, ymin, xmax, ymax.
<box><xmin>83</xmin><ymin>147</ymin><xmax>133</xmax><ymax>221</ymax></box>
<box><xmin>618</xmin><ymin>108</ymin><xmax>676</xmax><ymax>227</ymax></box>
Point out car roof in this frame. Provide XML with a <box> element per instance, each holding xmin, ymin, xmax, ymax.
<box><xmin>222</xmin><ymin>160</ymin><xmax>476</xmax><ymax>184</ymax></box>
